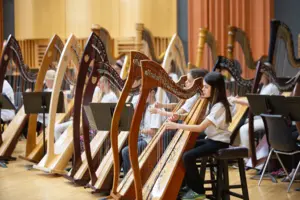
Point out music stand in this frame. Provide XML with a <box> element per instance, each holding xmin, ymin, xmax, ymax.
<box><xmin>0</xmin><ymin>94</ymin><xmax>16</xmax><ymax>167</ymax></box>
<box><xmin>247</xmin><ymin>94</ymin><xmax>300</xmax><ymax>182</ymax></box>
<box><xmin>84</xmin><ymin>103</ymin><xmax>134</xmax><ymax>131</ymax></box>
<box><xmin>22</xmin><ymin>91</ymin><xmax>65</xmax><ymax>155</ymax></box>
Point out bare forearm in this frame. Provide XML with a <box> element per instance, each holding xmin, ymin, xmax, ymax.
<box><xmin>235</xmin><ymin>99</ymin><xmax>249</xmax><ymax>106</ymax></box>
<box><xmin>161</xmin><ymin>103</ymin><xmax>177</xmax><ymax>110</ymax></box>
<box><xmin>157</xmin><ymin>109</ymin><xmax>174</xmax><ymax>117</ymax></box>
<box><xmin>176</xmin><ymin>123</ymin><xmax>205</xmax><ymax>133</ymax></box>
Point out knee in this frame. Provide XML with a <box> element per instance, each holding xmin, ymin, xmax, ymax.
<box><xmin>182</xmin><ymin>151</ymin><xmax>196</xmax><ymax>165</ymax></box>
<box><xmin>239</xmin><ymin>124</ymin><xmax>248</xmax><ymax>137</ymax></box>
<box><xmin>121</xmin><ymin>146</ymin><xmax>129</xmax><ymax>160</ymax></box>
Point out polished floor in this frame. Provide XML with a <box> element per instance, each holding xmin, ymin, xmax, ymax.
<box><xmin>0</xmin><ymin>140</ymin><xmax>300</xmax><ymax>200</ymax></box>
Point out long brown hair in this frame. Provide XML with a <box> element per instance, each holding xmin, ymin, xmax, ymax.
<box><xmin>204</xmin><ymin>72</ymin><xmax>232</xmax><ymax>124</ymax></box>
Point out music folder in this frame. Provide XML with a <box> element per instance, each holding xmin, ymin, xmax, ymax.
<box><xmin>84</xmin><ymin>102</ymin><xmax>134</xmax><ymax>131</ymax></box>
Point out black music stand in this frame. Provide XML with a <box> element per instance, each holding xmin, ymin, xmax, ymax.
<box><xmin>0</xmin><ymin>94</ymin><xmax>16</xmax><ymax>168</ymax></box>
<box><xmin>247</xmin><ymin>94</ymin><xmax>300</xmax><ymax>183</ymax></box>
<box><xmin>84</xmin><ymin>103</ymin><xmax>134</xmax><ymax>131</ymax></box>
<box><xmin>23</xmin><ymin>91</ymin><xmax>65</xmax><ymax>155</ymax></box>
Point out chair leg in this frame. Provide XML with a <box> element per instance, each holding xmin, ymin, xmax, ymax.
<box><xmin>223</xmin><ymin>160</ymin><xmax>230</xmax><ymax>200</ymax></box>
<box><xmin>258</xmin><ymin>148</ymin><xmax>274</xmax><ymax>186</ymax></box>
<box><xmin>287</xmin><ymin>161</ymin><xmax>300</xmax><ymax>192</ymax></box>
<box><xmin>238</xmin><ymin>158</ymin><xmax>249</xmax><ymax>200</ymax></box>
<box><xmin>216</xmin><ymin>160</ymin><xmax>223</xmax><ymax>200</ymax></box>
<box><xmin>209</xmin><ymin>160</ymin><xmax>217</xmax><ymax>196</ymax></box>
<box><xmin>275</xmin><ymin>152</ymin><xmax>290</xmax><ymax>181</ymax></box>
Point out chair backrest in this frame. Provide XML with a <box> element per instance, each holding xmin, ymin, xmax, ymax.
<box><xmin>261</xmin><ymin>114</ymin><xmax>298</xmax><ymax>152</ymax></box>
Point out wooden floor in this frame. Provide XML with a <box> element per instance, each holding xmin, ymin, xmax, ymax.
<box><xmin>1</xmin><ymin>140</ymin><xmax>300</xmax><ymax>200</ymax></box>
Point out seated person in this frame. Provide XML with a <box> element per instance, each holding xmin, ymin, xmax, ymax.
<box><xmin>78</xmin><ymin>76</ymin><xmax>119</xmax><ymax>151</ymax></box>
<box><xmin>165</xmin><ymin>72</ymin><xmax>233</xmax><ymax>200</ymax></box>
<box><xmin>149</xmin><ymin>69</ymin><xmax>208</xmax><ymax>149</ymax></box>
<box><xmin>1</xmin><ymin>79</ymin><xmax>15</xmax><ymax>123</ymax></box>
<box><xmin>121</xmin><ymin>88</ymin><xmax>162</xmax><ymax>175</ymax></box>
<box><xmin>230</xmin><ymin>72</ymin><xmax>280</xmax><ymax>158</ymax></box>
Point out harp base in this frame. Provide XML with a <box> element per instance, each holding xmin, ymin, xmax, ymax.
<box><xmin>0</xmin><ymin>155</ymin><xmax>16</xmax><ymax>161</ymax></box>
<box><xmin>18</xmin><ymin>155</ymin><xmax>39</xmax><ymax>164</ymax></box>
<box><xmin>64</xmin><ymin>174</ymin><xmax>90</xmax><ymax>186</ymax></box>
<box><xmin>33</xmin><ymin>164</ymin><xmax>67</xmax><ymax>175</ymax></box>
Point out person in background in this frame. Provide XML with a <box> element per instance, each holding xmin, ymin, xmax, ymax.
<box><xmin>230</xmin><ymin>72</ymin><xmax>280</xmax><ymax>159</ymax></box>
<box><xmin>121</xmin><ymin>88</ymin><xmax>162</xmax><ymax>175</ymax></box>
<box><xmin>1</xmin><ymin>79</ymin><xmax>15</xmax><ymax>123</ymax></box>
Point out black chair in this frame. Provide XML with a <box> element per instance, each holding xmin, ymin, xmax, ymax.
<box><xmin>200</xmin><ymin>146</ymin><xmax>249</xmax><ymax>200</ymax></box>
<box><xmin>258</xmin><ymin>114</ymin><xmax>300</xmax><ymax>192</ymax></box>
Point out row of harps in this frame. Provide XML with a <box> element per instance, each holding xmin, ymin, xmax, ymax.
<box><xmin>1</xmin><ymin>20</ymin><xmax>300</xmax><ymax>199</ymax></box>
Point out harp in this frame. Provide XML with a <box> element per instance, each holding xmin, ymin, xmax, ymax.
<box><xmin>123</xmin><ymin>60</ymin><xmax>206</xmax><ymax>200</ymax></box>
<box><xmin>83</xmin><ymin>51</ymin><xmax>147</xmax><ymax>192</ymax></box>
<box><xmin>227</xmin><ymin>26</ymin><xmax>268</xmax><ymax>79</ymax></box>
<box><xmin>19</xmin><ymin>35</ymin><xmax>65</xmax><ymax>163</ymax></box>
<box><xmin>33</xmin><ymin>34</ymin><xmax>81</xmax><ymax>174</ymax></box>
<box><xmin>88</xmin><ymin>33</ymin><xmax>189</xmax><ymax>193</ymax></box>
<box><xmin>136</xmin><ymin>23</ymin><xmax>165</xmax><ymax>63</ymax></box>
<box><xmin>189</xmin><ymin>28</ymin><xmax>217</xmax><ymax>69</ymax></box>
<box><xmin>65</xmin><ymin>33</ymin><xmax>141</xmax><ymax>186</ymax></box>
<box><xmin>91</xmin><ymin>24</ymin><xmax>126</xmax><ymax>65</ymax></box>
<box><xmin>0</xmin><ymin>35</ymin><xmax>41</xmax><ymax>160</ymax></box>
<box><xmin>140</xmin><ymin>56</ymin><xmax>252</xmax><ymax>199</ymax></box>
<box><xmin>248</xmin><ymin>19</ymin><xmax>300</xmax><ymax>167</ymax></box>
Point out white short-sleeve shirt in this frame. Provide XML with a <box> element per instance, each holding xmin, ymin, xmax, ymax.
<box><xmin>259</xmin><ymin>83</ymin><xmax>280</xmax><ymax>95</ymax></box>
<box><xmin>205</xmin><ymin>102</ymin><xmax>233</xmax><ymax>144</ymax></box>
<box><xmin>181</xmin><ymin>93</ymin><xmax>200</xmax><ymax>113</ymax></box>
<box><xmin>101</xmin><ymin>91</ymin><xmax>118</xmax><ymax>103</ymax></box>
<box><xmin>140</xmin><ymin>104</ymin><xmax>164</xmax><ymax>143</ymax></box>
<box><xmin>1</xmin><ymin>80</ymin><xmax>15</xmax><ymax>122</ymax></box>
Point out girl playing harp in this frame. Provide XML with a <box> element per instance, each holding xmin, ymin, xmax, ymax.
<box><xmin>149</xmin><ymin>68</ymin><xmax>208</xmax><ymax>150</ymax></box>
<box><xmin>165</xmin><ymin>72</ymin><xmax>234</xmax><ymax>200</ymax></box>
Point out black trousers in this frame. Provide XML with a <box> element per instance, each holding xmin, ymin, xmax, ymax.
<box><xmin>182</xmin><ymin>139</ymin><xmax>229</xmax><ymax>194</ymax></box>
<box><xmin>22</xmin><ymin>121</ymin><xmax>43</xmax><ymax>138</ymax></box>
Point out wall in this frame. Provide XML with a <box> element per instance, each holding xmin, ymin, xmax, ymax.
<box><xmin>14</xmin><ymin>0</ymin><xmax>177</xmax><ymax>39</ymax></box>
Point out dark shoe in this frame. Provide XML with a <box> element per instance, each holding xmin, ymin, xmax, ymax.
<box><xmin>181</xmin><ymin>189</ymin><xmax>206</xmax><ymax>200</ymax></box>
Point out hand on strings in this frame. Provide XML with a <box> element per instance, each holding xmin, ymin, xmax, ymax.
<box><xmin>165</xmin><ymin>121</ymin><xmax>178</xmax><ymax>130</ymax></box>
<box><xmin>154</xmin><ymin>102</ymin><xmax>163</xmax><ymax>108</ymax></box>
<box><xmin>168</xmin><ymin>113</ymin><xmax>179</xmax><ymax>122</ymax></box>
<box><xmin>149</xmin><ymin>107</ymin><xmax>159</xmax><ymax>114</ymax></box>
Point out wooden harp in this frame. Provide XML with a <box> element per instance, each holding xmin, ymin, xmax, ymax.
<box><xmin>65</xmin><ymin>33</ymin><xmax>141</xmax><ymax>186</ymax></box>
<box><xmin>33</xmin><ymin>34</ymin><xmax>80</xmax><ymax>174</ymax></box>
<box><xmin>189</xmin><ymin>27</ymin><xmax>217</xmax><ymax>70</ymax></box>
<box><xmin>19</xmin><ymin>35</ymin><xmax>65</xmax><ymax>163</ymax></box>
<box><xmin>141</xmin><ymin>56</ymin><xmax>251</xmax><ymax>199</ymax></box>
<box><xmin>92</xmin><ymin>24</ymin><xmax>126</xmax><ymax>65</ymax></box>
<box><xmin>136</xmin><ymin>23</ymin><xmax>165</xmax><ymax>63</ymax></box>
<box><xmin>0</xmin><ymin>35</ymin><xmax>49</xmax><ymax>160</ymax></box>
<box><xmin>128</xmin><ymin>60</ymin><xmax>207</xmax><ymax>200</ymax></box>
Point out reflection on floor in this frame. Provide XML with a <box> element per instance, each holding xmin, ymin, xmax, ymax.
<box><xmin>0</xmin><ymin>140</ymin><xmax>300</xmax><ymax>200</ymax></box>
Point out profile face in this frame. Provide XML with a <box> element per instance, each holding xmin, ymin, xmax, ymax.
<box><xmin>185</xmin><ymin>73</ymin><xmax>194</xmax><ymax>88</ymax></box>
<box><xmin>202</xmin><ymin>80</ymin><xmax>212</xmax><ymax>98</ymax></box>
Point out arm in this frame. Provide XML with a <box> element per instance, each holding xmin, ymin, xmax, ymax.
<box><xmin>165</xmin><ymin>118</ymin><xmax>213</xmax><ymax>133</ymax></box>
<box><xmin>155</xmin><ymin>102</ymin><xmax>177</xmax><ymax>110</ymax></box>
<box><xmin>230</xmin><ymin>96</ymin><xmax>249</xmax><ymax>106</ymax></box>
